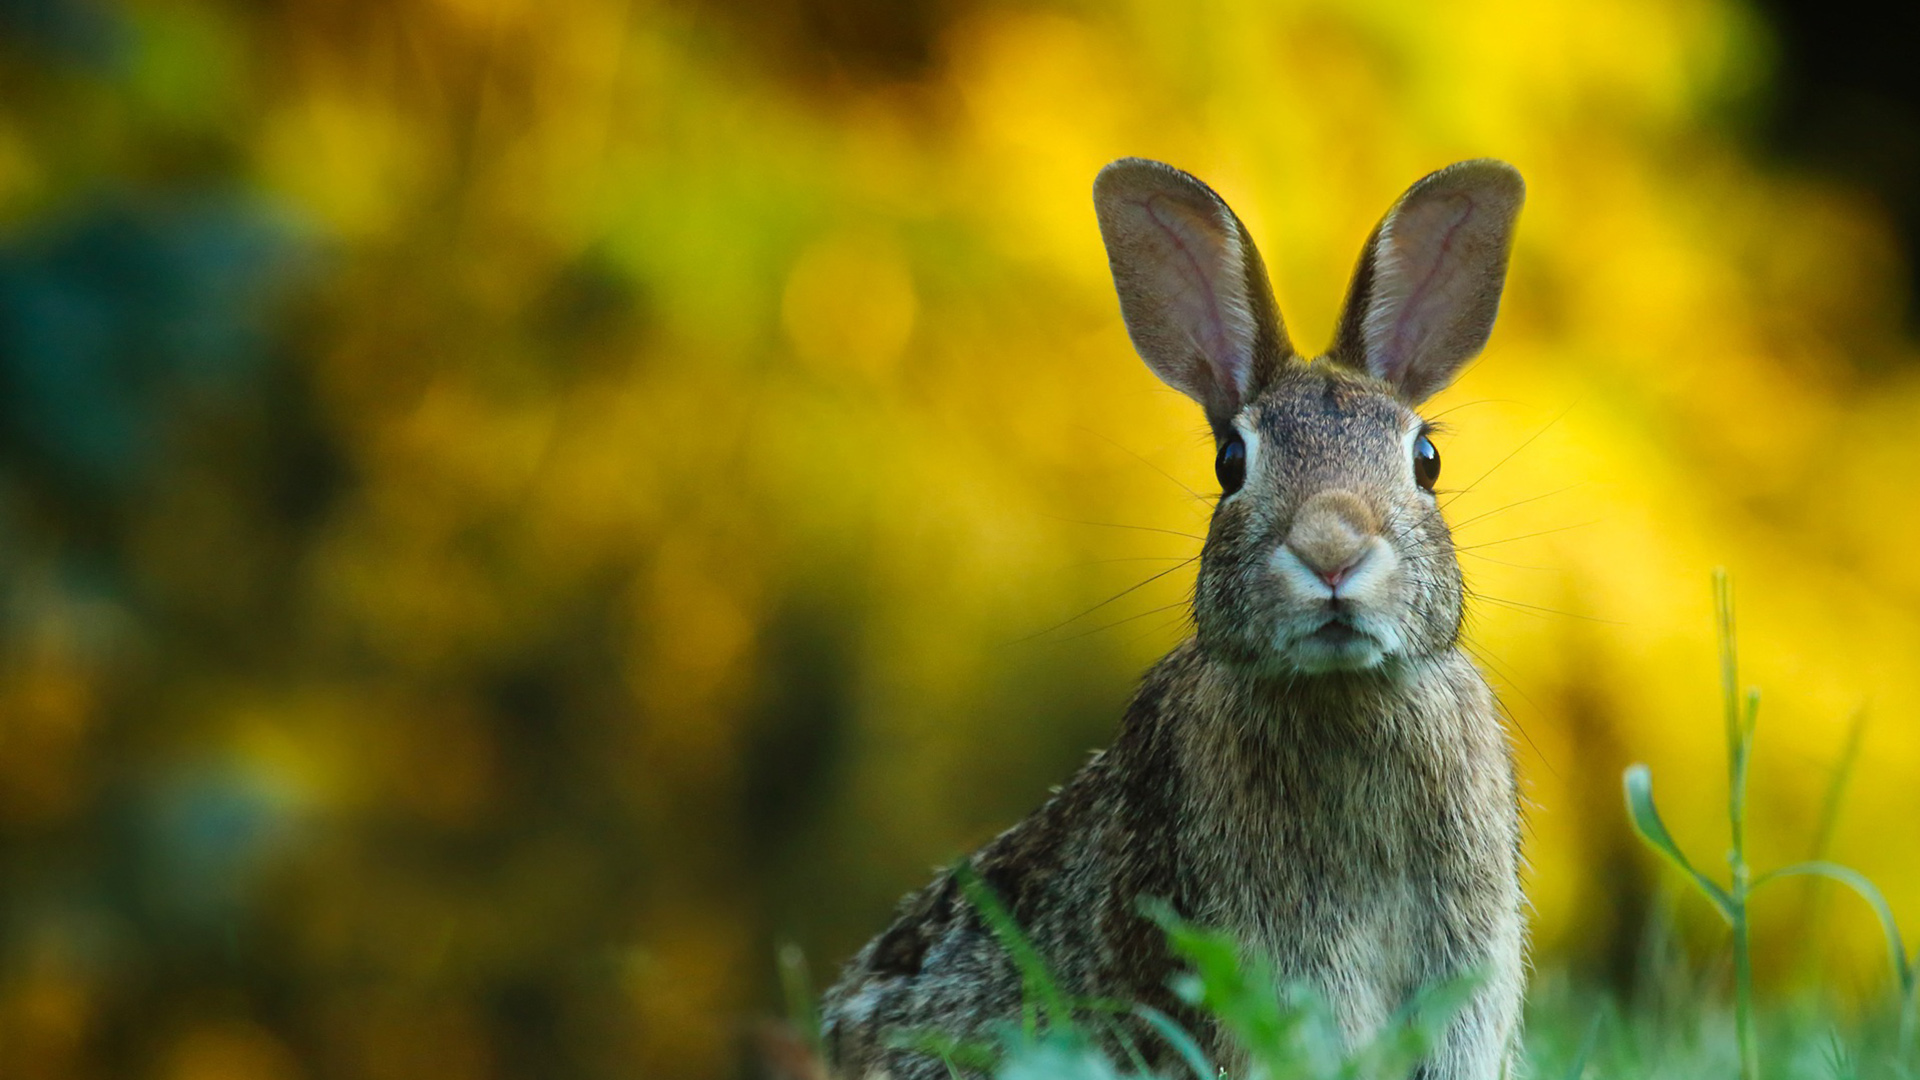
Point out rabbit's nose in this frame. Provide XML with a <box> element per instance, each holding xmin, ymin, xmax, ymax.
<box><xmin>1286</xmin><ymin>490</ymin><xmax>1380</xmax><ymax>589</ymax></box>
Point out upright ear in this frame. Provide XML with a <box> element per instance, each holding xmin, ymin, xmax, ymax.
<box><xmin>1093</xmin><ymin>158</ymin><xmax>1292</xmax><ymax>435</ymax></box>
<box><xmin>1328</xmin><ymin>160</ymin><xmax>1524</xmax><ymax>405</ymax></box>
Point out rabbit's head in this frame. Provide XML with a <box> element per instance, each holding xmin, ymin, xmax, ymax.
<box><xmin>1094</xmin><ymin>158</ymin><xmax>1523</xmax><ymax>676</ymax></box>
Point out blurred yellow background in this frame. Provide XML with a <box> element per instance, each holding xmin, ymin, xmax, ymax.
<box><xmin>3</xmin><ymin>0</ymin><xmax>1919</xmax><ymax>1076</ymax></box>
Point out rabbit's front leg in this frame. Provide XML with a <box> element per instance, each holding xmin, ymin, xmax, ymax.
<box><xmin>1412</xmin><ymin>974</ymin><xmax>1527</xmax><ymax>1080</ymax></box>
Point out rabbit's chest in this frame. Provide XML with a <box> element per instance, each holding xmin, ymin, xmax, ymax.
<box><xmin>1190</xmin><ymin>737</ymin><xmax>1512</xmax><ymax>1028</ymax></box>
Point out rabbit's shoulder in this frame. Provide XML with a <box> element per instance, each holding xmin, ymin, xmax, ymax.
<box><xmin>820</xmin><ymin>648</ymin><xmax>1210</xmax><ymax>1066</ymax></box>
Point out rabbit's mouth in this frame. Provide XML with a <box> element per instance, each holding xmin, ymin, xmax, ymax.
<box><xmin>1306</xmin><ymin>618</ymin><xmax>1366</xmax><ymax>646</ymax></box>
<box><xmin>1282</xmin><ymin>614</ymin><xmax>1392</xmax><ymax>673</ymax></box>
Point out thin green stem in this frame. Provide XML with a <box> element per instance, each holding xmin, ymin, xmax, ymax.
<box><xmin>1798</xmin><ymin>709</ymin><xmax>1870</xmax><ymax>982</ymax></box>
<box><xmin>1731</xmin><ymin>907</ymin><xmax>1758</xmax><ymax>1080</ymax></box>
<box><xmin>1899</xmin><ymin>980</ymin><xmax>1917</xmax><ymax>1063</ymax></box>
<box><xmin>1718</xmin><ymin>576</ymin><xmax>1748</xmax><ymax>879</ymax></box>
<box><xmin>1715</xmin><ymin>571</ymin><xmax>1760</xmax><ymax>1080</ymax></box>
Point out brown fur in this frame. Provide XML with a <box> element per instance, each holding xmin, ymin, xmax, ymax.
<box><xmin>820</xmin><ymin>159</ymin><xmax>1528</xmax><ymax>1078</ymax></box>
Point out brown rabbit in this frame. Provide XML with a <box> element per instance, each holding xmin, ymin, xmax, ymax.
<box><xmin>819</xmin><ymin>158</ymin><xmax>1529</xmax><ymax>1079</ymax></box>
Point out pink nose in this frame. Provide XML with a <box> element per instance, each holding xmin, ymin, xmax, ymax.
<box><xmin>1314</xmin><ymin>552</ymin><xmax>1366</xmax><ymax>590</ymax></box>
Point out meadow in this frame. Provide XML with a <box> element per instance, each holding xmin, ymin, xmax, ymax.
<box><xmin>1</xmin><ymin>0</ymin><xmax>1918</xmax><ymax>1076</ymax></box>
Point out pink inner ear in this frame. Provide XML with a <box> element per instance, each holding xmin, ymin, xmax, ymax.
<box><xmin>1367</xmin><ymin>192</ymin><xmax>1478</xmax><ymax>386</ymax></box>
<box><xmin>1132</xmin><ymin>194</ymin><xmax>1254</xmax><ymax>407</ymax></box>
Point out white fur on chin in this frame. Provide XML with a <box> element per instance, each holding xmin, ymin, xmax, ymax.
<box><xmin>1266</xmin><ymin>541</ymin><xmax>1408</xmax><ymax>673</ymax></box>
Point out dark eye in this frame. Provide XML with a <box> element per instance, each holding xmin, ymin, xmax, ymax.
<box><xmin>1412</xmin><ymin>433</ymin><xmax>1440</xmax><ymax>491</ymax></box>
<box><xmin>1215</xmin><ymin>433</ymin><xmax>1246</xmax><ymax>497</ymax></box>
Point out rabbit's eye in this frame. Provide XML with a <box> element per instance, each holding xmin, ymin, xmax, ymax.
<box><xmin>1216</xmin><ymin>434</ymin><xmax>1246</xmax><ymax>497</ymax></box>
<box><xmin>1412</xmin><ymin>433</ymin><xmax>1440</xmax><ymax>491</ymax></box>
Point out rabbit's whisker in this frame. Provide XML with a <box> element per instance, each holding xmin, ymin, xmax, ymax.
<box><xmin>1014</xmin><ymin>556</ymin><xmax>1201</xmax><ymax>644</ymax></box>
<box><xmin>1071</xmin><ymin>555</ymin><xmax>1208</xmax><ymax>568</ymax></box>
<box><xmin>1459</xmin><ymin>551</ymin><xmax>1556</xmax><ymax>571</ymax></box>
<box><xmin>1464</xmin><ymin>588</ymin><xmax>1621</xmax><ymax>625</ymax></box>
<box><xmin>1451</xmin><ymin>520</ymin><xmax>1599</xmax><ymax>553</ymax></box>
<box><xmin>1124</xmin><ymin>610</ymin><xmax>1196</xmax><ymax>648</ymax></box>
<box><xmin>1446</xmin><ymin>484</ymin><xmax>1584</xmax><ymax>532</ymax></box>
<box><xmin>1044</xmin><ymin>601</ymin><xmax>1192</xmax><ymax>644</ymax></box>
<box><xmin>1076</xmin><ymin>425</ymin><xmax>1212</xmax><ymax>509</ymax></box>
<box><xmin>1423</xmin><ymin>398</ymin><xmax>1515</xmax><ymax>422</ymax></box>
<box><xmin>1048</xmin><ymin>517</ymin><xmax>1206</xmax><ymax>543</ymax></box>
<box><xmin>1459</xmin><ymin>637</ymin><xmax>1559</xmax><ymax>779</ymax></box>
<box><xmin>1441</xmin><ymin>405</ymin><xmax>1573</xmax><ymax>505</ymax></box>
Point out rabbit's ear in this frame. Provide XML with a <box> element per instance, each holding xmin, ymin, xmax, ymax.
<box><xmin>1328</xmin><ymin>160</ymin><xmax>1524</xmax><ymax>405</ymax></box>
<box><xmin>1094</xmin><ymin>158</ymin><xmax>1292</xmax><ymax>434</ymax></box>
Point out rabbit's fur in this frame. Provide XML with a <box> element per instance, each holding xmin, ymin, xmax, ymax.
<box><xmin>820</xmin><ymin>158</ymin><xmax>1528</xmax><ymax>1078</ymax></box>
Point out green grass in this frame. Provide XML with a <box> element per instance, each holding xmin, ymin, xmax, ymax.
<box><xmin>887</xmin><ymin>872</ymin><xmax>1481</xmax><ymax>1080</ymax></box>
<box><xmin>785</xmin><ymin>571</ymin><xmax>1919</xmax><ymax>1079</ymax></box>
<box><xmin>1615</xmin><ymin>570</ymin><xmax>1916</xmax><ymax>1080</ymax></box>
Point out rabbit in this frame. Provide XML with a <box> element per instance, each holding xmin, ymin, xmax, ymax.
<box><xmin>819</xmin><ymin>157</ymin><xmax>1529</xmax><ymax>1079</ymax></box>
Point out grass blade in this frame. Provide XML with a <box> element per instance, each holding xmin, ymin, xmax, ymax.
<box><xmin>1133</xmin><ymin>1005</ymin><xmax>1215</xmax><ymax>1080</ymax></box>
<box><xmin>1753</xmin><ymin>861</ymin><xmax>1914</xmax><ymax>995</ymax></box>
<box><xmin>777</xmin><ymin>942</ymin><xmax>822</xmax><ymax>1049</ymax></box>
<box><xmin>951</xmin><ymin>861</ymin><xmax>1072</xmax><ymax>1027</ymax></box>
<box><xmin>1623</xmin><ymin>764</ymin><xmax>1735</xmax><ymax>920</ymax></box>
<box><xmin>1560</xmin><ymin>1011</ymin><xmax>1604</xmax><ymax>1080</ymax></box>
<box><xmin>1809</xmin><ymin>709</ymin><xmax>1869</xmax><ymax>866</ymax></box>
